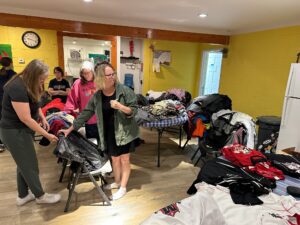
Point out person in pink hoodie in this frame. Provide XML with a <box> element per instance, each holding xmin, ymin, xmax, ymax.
<box><xmin>64</xmin><ymin>61</ymin><xmax>98</xmax><ymax>141</ymax></box>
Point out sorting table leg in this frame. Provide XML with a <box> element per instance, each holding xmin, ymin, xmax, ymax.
<box><xmin>157</xmin><ymin>129</ymin><xmax>164</xmax><ymax>167</ymax></box>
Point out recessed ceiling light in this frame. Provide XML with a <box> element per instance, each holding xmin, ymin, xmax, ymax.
<box><xmin>83</xmin><ymin>0</ymin><xmax>93</xmax><ymax>2</ymax></box>
<box><xmin>198</xmin><ymin>13</ymin><xmax>208</xmax><ymax>18</ymax></box>
<box><xmin>72</xmin><ymin>41</ymin><xmax>76</xmax><ymax>44</ymax></box>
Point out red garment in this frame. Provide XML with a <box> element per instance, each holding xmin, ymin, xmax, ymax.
<box><xmin>41</xmin><ymin>98</ymin><xmax>65</xmax><ymax>116</ymax></box>
<box><xmin>222</xmin><ymin>144</ymin><xmax>284</xmax><ymax>180</ymax></box>
<box><xmin>222</xmin><ymin>144</ymin><xmax>266</xmax><ymax>167</ymax></box>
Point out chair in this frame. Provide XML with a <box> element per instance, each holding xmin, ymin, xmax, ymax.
<box><xmin>54</xmin><ymin>132</ymin><xmax>112</xmax><ymax>212</ymax></box>
<box><xmin>64</xmin><ymin>160</ymin><xmax>111</xmax><ymax>212</ymax></box>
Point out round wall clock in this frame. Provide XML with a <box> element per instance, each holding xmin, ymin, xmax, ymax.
<box><xmin>22</xmin><ymin>31</ymin><xmax>41</xmax><ymax>48</ymax></box>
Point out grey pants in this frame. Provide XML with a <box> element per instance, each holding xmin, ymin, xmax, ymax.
<box><xmin>0</xmin><ymin>128</ymin><xmax>44</xmax><ymax>198</ymax></box>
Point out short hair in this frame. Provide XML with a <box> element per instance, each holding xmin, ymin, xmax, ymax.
<box><xmin>80</xmin><ymin>61</ymin><xmax>94</xmax><ymax>85</ymax></box>
<box><xmin>54</xmin><ymin>66</ymin><xmax>64</xmax><ymax>76</ymax></box>
<box><xmin>0</xmin><ymin>57</ymin><xmax>13</xmax><ymax>67</ymax></box>
<box><xmin>94</xmin><ymin>62</ymin><xmax>119</xmax><ymax>90</ymax></box>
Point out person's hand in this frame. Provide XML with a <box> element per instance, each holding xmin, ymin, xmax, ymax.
<box><xmin>41</xmin><ymin>118</ymin><xmax>50</xmax><ymax>131</ymax></box>
<box><xmin>45</xmin><ymin>133</ymin><xmax>58</xmax><ymax>143</ymax></box>
<box><xmin>110</xmin><ymin>100</ymin><xmax>122</xmax><ymax>110</ymax></box>
<box><xmin>58</xmin><ymin>127</ymin><xmax>73</xmax><ymax>137</ymax></box>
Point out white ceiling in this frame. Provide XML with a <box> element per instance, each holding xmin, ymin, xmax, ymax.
<box><xmin>1</xmin><ymin>0</ymin><xmax>300</xmax><ymax>35</ymax></box>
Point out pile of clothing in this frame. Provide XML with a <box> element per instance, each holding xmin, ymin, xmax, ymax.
<box><xmin>146</xmin><ymin>88</ymin><xmax>192</xmax><ymax>106</ymax></box>
<box><xmin>135</xmin><ymin>100</ymin><xmax>186</xmax><ymax>125</ymax></box>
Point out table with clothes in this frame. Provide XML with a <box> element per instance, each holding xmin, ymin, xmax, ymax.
<box><xmin>135</xmin><ymin>99</ymin><xmax>188</xmax><ymax>167</ymax></box>
<box><xmin>142</xmin><ymin>146</ymin><xmax>300</xmax><ymax>225</ymax></box>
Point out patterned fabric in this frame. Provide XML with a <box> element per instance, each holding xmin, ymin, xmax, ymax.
<box><xmin>140</xmin><ymin>113</ymin><xmax>188</xmax><ymax>128</ymax></box>
<box><xmin>273</xmin><ymin>175</ymin><xmax>300</xmax><ymax>200</ymax></box>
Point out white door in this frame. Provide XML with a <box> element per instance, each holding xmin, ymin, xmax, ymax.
<box><xmin>199</xmin><ymin>51</ymin><xmax>223</xmax><ymax>96</ymax></box>
<box><xmin>277</xmin><ymin>97</ymin><xmax>300</xmax><ymax>152</ymax></box>
<box><xmin>286</xmin><ymin>63</ymin><xmax>300</xmax><ymax>98</ymax></box>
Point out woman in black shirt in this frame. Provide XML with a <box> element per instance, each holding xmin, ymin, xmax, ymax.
<box><xmin>0</xmin><ymin>59</ymin><xmax>61</xmax><ymax>206</ymax></box>
<box><xmin>48</xmin><ymin>66</ymin><xmax>70</xmax><ymax>103</ymax></box>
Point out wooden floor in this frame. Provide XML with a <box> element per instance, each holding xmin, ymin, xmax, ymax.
<box><xmin>0</xmin><ymin>128</ymin><xmax>199</xmax><ymax>225</ymax></box>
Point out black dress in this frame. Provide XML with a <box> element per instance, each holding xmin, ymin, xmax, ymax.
<box><xmin>102</xmin><ymin>91</ymin><xmax>132</xmax><ymax>157</ymax></box>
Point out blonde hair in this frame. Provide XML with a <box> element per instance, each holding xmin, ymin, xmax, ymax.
<box><xmin>94</xmin><ymin>63</ymin><xmax>119</xmax><ymax>90</ymax></box>
<box><xmin>7</xmin><ymin>59</ymin><xmax>49</xmax><ymax>102</ymax></box>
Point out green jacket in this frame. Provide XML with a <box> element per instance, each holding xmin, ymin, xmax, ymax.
<box><xmin>73</xmin><ymin>82</ymin><xmax>139</xmax><ymax>151</ymax></box>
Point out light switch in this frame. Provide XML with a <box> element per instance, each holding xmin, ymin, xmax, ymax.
<box><xmin>19</xmin><ymin>58</ymin><xmax>25</xmax><ymax>64</ymax></box>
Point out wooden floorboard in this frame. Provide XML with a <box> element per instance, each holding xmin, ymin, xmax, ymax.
<box><xmin>0</xmin><ymin>128</ymin><xmax>199</xmax><ymax>225</ymax></box>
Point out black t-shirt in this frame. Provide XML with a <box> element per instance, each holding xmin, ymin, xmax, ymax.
<box><xmin>0</xmin><ymin>76</ymin><xmax>40</xmax><ymax>129</ymax></box>
<box><xmin>48</xmin><ymin>78</ymin><xmax>70</xmax><ymax>103</ymax></box>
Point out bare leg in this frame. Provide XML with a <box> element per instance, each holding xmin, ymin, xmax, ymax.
<box><xmin>111</xmin><ymin>156</ymin><xmax>121</xmax><ymax>185</ymax></box>
<box><xmin>120</xmin><ymin>153</ymin><xmax>131</xmax><ymax>188</ymax></box>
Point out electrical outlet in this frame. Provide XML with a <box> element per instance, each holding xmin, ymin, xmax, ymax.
<box><xmin>19</xmin><ymin>58</ymin><xmax>25</xmax><ymax>64</ymax></box>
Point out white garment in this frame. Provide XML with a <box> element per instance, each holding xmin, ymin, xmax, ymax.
<box><xmin>147</xmin><ymin>90</ymin><xmax>166</xmax><ymax>100</ymax></box>
<box><xmin>141</xmin><ymin>191</ymin><xmax>227</xmax><ymax>225</ymax></box>
<box><xmin>212</xmin><ymin>109</ymin><xmax>256</xmax><ymax>148</ymax></box>
<box><xmin>195</xmin><ymin>182</ymin><xmax>300</xmax><ymax>225</ymax></box>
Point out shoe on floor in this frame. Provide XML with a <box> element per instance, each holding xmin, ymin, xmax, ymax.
<box><xmin>110</xmin><ymin>187</ymin><xmax>127</xmax><ymax>201</ymax></box>
<box><xmin>36</xmin><ymin>193</ymin><xmax>61</xmax><ymax>204</ymax></box>
<box><xmin>0</xmin><ymin>144</ymin><xmax>6</xmax><ymax>153</ymax></box>
<box><xmin>104</xmin><ymin>182</ymin><xmax>119</xmax><ymax>190</ymax></box>
<box><xmin>16</xmin><ymin>191</ymin><xmax>35</xmax><ymax>206</ymax></box>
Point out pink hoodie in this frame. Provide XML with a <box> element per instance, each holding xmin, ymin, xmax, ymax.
<box><xmin>64</xmin><ymin>79</ymin><xmax>97</xmax><ymax>124</ymax></box>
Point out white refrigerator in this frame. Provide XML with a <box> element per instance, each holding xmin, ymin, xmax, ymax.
<box><xmin>277</xmin><ymin>63</ymin><xmax>300</xmax><ymax>152</ymax></box>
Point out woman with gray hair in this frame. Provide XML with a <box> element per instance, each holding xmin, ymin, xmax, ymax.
<box><xmin>60</xmin><ymin>62</ymin><xmax>139</xmax><ymax>200</ymax></box>
<box><xmin>64</xmin><ymin>61</ymin><xmax>99</xmax><ymax>141</ymax></box>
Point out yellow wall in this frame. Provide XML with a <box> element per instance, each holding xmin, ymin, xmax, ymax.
<box><xmin>220</xmin><ymin>26</ymin><xmax>300</xmax><ymax>118</ymax></box>
<box><xmin>143</xmin><ymin>39</ymin><xmax>202</xmax><ymax>96</ymax></box>
<box><xmin>0</xmin><ymin>25</ymin><xmax>58</xmax><ymax>87</ymax></box>
<box><xmin>143</xmin><ymin>39</ymin><xmax>225</xmax><ymax>97</ymax></box>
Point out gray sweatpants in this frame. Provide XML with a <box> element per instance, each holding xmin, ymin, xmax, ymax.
<box><xmin>0</xmin><ymin>128</ymin><xmax>45</xmax><ymax>198</ymax></box>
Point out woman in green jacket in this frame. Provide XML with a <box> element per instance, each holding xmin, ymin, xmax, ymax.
<box><xmin>60</xmin><ymin>62</ymin><xmax>139</xmax><ymax>200</ymax></box>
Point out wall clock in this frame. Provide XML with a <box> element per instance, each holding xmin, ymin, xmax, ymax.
<box><xmin>22</xmin><ymin>31</ymin><xmax>41</xmax><ymax>48</ymax></box>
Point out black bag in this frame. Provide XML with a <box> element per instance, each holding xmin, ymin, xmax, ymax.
<box><xmin>54</xmin><ymin>131</ymin><xmax>108</xmax><ymax>172</ymax></box>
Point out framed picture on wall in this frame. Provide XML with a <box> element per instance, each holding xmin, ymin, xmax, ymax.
<box><xmin>0</xmin><ymin>44</ymin><xmax>13</xmax><ymax>59</ymax></box>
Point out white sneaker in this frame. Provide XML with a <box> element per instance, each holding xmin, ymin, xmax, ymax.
<box><xmin>111</xmin><ymin>187</ymin><xmax>127</xmax><ymax>200</ymax></box>
<box><xmin>104</xmin><ymin>182</ymin><xmax>120</xmax><ymax>190</ymax></box>
<box><xmin>36</xmin><ymin>193</ymin><xmax>61</xmax><ymax>204</ymax></box>
<box><xmin>16</xmin><ymin>191</ymin><xmax>35</xmax><ymax>206</ymax></box>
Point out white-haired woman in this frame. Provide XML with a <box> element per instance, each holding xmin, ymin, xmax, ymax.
<box><xmin>64</xmin><ymin>61</ymin><xmax>99</xmax><ymax>141</ymax></box>
<box><xmin>60</xmin><ymin>62</ymin><xmax>139</xmax><ymax>200</ymax></box>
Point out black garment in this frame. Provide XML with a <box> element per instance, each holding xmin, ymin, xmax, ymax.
<box><xmin>0</xmin><ymin>76</ymin><xmax>39</xmax><ymax>129</ymax></box>
<box><xmin>0</xmin><ymin>68</ymin><xmax>16</xmax><ymax>118</ymax></box>
<box><xmin>187</xmin><ymin>158</ymin><xmax>276</xmax><ymax>205</ymax></box>
<box><xmin>48</xmin><ymin>78</ymin><xmax>70</xmax><ymax>103</ymax></box>
<box><xmin>265</xmin><ymin>153</ymin><xmax>300</xmax><ymax>178</ymax></box>
<box><xmin>85</xmin><ymin>123</ymin><xmax>99</xmax><ymax>143</ymax></box>
<box><xmin>102</xmin><ymin>91</ymin><xmax>132</xmax><ymax>157</ymax></box>
<box><xmin>54</xmin><ymin>131</ymin><xmax>108</xmax><ymax>172</ymax></box>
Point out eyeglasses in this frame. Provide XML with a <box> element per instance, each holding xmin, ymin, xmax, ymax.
<box><xmin>105</xmin><ymin>72</ymin><xmax>116</xmax><ymax>77</ymax></box>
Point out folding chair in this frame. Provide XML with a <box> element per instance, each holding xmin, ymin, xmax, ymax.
<box><xmin>54</xmin><ymin>132</ymin><xmax>112</xmax><ymax>212</ymax></box>
<box><xmin>64</xmin><ymin>160</ymin><xmax>111</xmax><ymax>212</ymax></box>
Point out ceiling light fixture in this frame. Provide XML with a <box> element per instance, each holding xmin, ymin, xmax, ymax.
<box><xmin>72</xmin><ymin>41</ymin><xmax>76</xmax><ymax>44</ymax></box>
<box><xmin>83</xmin><ymin>0</ymin><xmax>93</xmax><ymax>2</ymax></box>
<box><xmin>198</xmin><ymin>13</ymin><xmax>208</xmax><ymax>18</ymax></box>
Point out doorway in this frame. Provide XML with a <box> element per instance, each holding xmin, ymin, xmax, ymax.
<box><xmin>199</xmin><ymin>51</ymin><xmax>223</xmax><ymax>96</ymax></box>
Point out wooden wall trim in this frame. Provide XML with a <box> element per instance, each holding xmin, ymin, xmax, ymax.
<box><xmin>57</xmin><ymin>32</ymin><xmax>64</xmax><ymax>69</ymax></box>
<box><xmin>0</xmin><ymin>13</ymin><xmax>229</xmax><ymax>45</ymax></box>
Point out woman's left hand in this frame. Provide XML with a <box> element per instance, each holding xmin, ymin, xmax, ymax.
<box><xmin>41</xmin><ymin>118</ymin><xmax>50</xmax><ymax>131</ymax></box>
<box><xmin>110</xmin><ymin>100</ymin><xmax>122</xmax><ymax>110</ymax></box>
